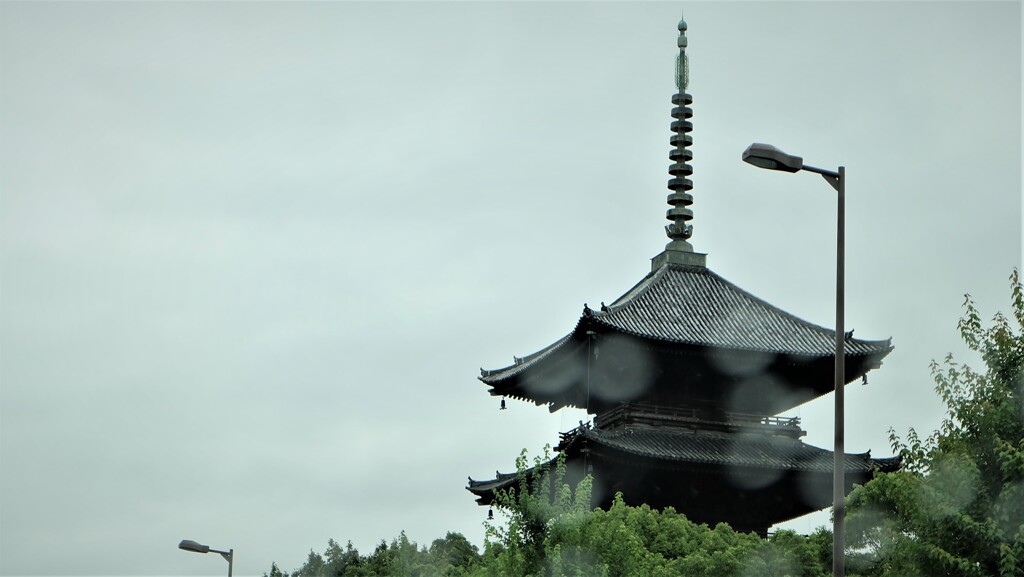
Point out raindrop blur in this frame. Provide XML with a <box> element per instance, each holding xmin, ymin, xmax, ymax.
<box><xmin>588</xmin><ymin>334</ymin><xmax>655</xmax><ymax>404</ymax></box>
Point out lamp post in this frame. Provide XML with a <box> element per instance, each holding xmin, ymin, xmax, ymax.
<box><xmin>742</xmin><ymin>142</ymin><xmax>846</xmax><ymax>577</ymax></box>
<box><xmin>179</xmin><ymin>539</ymin><xmax>233</xmax><ymax>577</ymax></box>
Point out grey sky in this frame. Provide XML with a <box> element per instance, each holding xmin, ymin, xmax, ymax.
<box><xmin>1</xmin><ymin>1</ymin><xmax>1020</xmax><ymax>576</ymax></box>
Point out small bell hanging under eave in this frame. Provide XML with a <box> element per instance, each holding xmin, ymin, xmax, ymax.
<box><xmin>487</xmin><ymin>508</ymin><xmax>494</xmax><ymax>520</ymax></box>
<box><xmin>500</xmin><ymin>398</ymin><xmax>507</xmax><ymax>410</ymax></box>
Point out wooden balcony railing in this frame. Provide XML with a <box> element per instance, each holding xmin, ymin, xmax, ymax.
<box><xmin>593</xmin><ymin>402</ymin><xmax>805</xmax><ymax>438</ymax></box>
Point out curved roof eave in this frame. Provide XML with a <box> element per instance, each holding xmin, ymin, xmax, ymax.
<box><xmin>479</xmin><ymin>264</ymin><xmax>893</xmax><ymax>386</ymax></box>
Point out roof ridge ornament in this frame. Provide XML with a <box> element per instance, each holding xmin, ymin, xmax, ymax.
<box><xmin>653</xmin><ymin>11</ymin><xmax>706</xmax><ymax>271</ymax></box>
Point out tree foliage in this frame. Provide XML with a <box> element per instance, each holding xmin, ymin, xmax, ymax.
<box><xmin>481</xmin><ymin>447</ymin><xmax>593</xmax><ymax>576</ymax></box>
<box><xmin>847</xmin><ymin>270</ymin><xmax>1024</xmax><ymax>576</ymax></box>
<box><xmin>267</xmin><ymin>533</ymin><xmax>482</xmax><ymax>577</ymax></box>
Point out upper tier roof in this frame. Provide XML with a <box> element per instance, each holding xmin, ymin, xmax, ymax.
<box><xmin>480</xmin><ymin>264</ymin><xmax>892</xmax><ymax>413</ymax></box>
<box><xmin>598</xmin><ymin>264</ymin><xmax>890</xmax><ymax>355</ymax></box>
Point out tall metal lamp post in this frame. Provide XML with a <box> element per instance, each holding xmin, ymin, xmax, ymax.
<box><xmin>741</xmin><ymin>142</ymin><xmax>846</xmax><ymax>577</ymax></box>
<box><xmin>179</xmin><ymin>539</ymin><xmax>234</xmax><ymax>577</ymax></box>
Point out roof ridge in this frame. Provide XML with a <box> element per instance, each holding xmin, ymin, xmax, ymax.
<box><xmin>703</xmin><ymin>268</ymin><xmax>893</xmax><ymax>347</ymax></box>
<box><xmin>606</xmin><ymin>264</ymin><xmax>702</xmax><ymax>310</ymax></box>
<box><xmin>605</xmin><ymin>267</ymin><xmax>662</xmax><ymax>309</ymax></box>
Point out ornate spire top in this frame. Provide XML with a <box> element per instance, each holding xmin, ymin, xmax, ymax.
<box><xmin>653</xmin><ymin>11</ymin><xmax>706</xmax><ymax>271</ymax></box>
<box><xmin>676</xmin><ymin>14</ymin><xmax>689</xmax><ymax>91</ymax></box>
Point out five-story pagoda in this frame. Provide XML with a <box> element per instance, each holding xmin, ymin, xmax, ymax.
<box><xmin>467</xmin><ymin>15</ymin><xmax>898</xmax><ymax>536</ymax></box>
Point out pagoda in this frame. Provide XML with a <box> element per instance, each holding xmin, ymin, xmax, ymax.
<box><xmin>467</xmin><ymin>15</ymin><xmax>898</xmax><ymax>536</ymax></box>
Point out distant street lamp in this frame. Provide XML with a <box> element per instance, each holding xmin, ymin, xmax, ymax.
<box><xmin>179</xmin><ymin>539</ymin><xmax>233</xmax><ymax>577</ymax></box>
<box><xmin>742</xmin><ymin>142</ymin><xmax>847</xmax><ymax>577</ymax></box>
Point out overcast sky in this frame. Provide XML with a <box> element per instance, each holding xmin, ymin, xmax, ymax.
<box><xmin>1</xmin><ymin>1</ymin><xmax>1020</xmax><ymax>576</ymax></box>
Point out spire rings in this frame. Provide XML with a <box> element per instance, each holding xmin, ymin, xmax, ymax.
<box><xmin>672</xmin><ymin>106</ymin><xmax>693</xmax><ymax>119</ymax></box>
<box><xmin>670</xmin><ymin>132</ymin><xmax>693</xmax><ymax>145</ymax></box>
<box><xmin>668</xmin><ymin>162</ymin><xmax>693</xmax><ymax>176</ymax></box>
<box><xmin>671</xmin><ymin>93</ymin><xmax>693</xmax><ymax>106</ymax></box>
<box><xmin>669</xmin><ymin>147</ymin><xmax>693</xmax><ymax>162</ymax></box>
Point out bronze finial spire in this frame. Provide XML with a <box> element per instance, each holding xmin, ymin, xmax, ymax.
<box><xmin>653</xmin><ymin>11</ymin><xmax>706</xmax><ymax>270</ymax></box>
<box><xmin>675</xmin><ymin>12</ymin><xmax>689</xmax><ymax>92</ymax></box>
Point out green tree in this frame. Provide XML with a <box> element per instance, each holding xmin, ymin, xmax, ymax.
<box><xmin>293</xmin><ymin>549</ymin><xmax>326</xmax><ymax>577</ymax></box>
<box><xmin>324</xmin><ymin>540</ymin><xmax>364</xmax><ymax>576</ymax></box>
<box><xmin>428</xmin><ymin>532</ymin><xmax>481</xmax><ymax>576</ymax></box>
<box><xmin>265</xmin><ymin>562</ymin><xmax>290</xmax><ymax>577</ymax></box>
<box><xmin>273</xmin><ymin>533</ymin><xmax>482</xmax><ymax>577</ymax></box>
<box><xmin>481</xmin><ymin>447</ymin><xmax>593</xmax><ymax>576</ymax></box>
<box><xmin>847</xmin><ymin>270</ymin><xmax>1024</xmax><ymax>576</ymax></box>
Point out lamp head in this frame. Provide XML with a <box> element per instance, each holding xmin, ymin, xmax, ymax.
<box><xmin>742</xmin><ymin>143</ymin><xmax>803</xmax><ymax>173</ymax></box>
<box><xmin>179</xmin><ymin>540</ymin><xmax>210</xmax><ymax>554</ymax></box>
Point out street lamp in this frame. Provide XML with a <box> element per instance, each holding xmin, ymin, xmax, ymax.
<box><xmin>179</xmin><ymin>539</ymin><xmax>233</xmax><ymax>577</ymax></box>
<box><xmin>742</xmin><ymin>142</ymin><xmax>846</xmax><ymax>577</ymax></box>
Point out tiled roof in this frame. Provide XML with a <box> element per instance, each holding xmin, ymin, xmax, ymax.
<box><xmin>466</xmin><ymin>471</ymin><xmax>519</xmax><ymax>493</ymax></box>
<box><xmin>467</xmin><ymin>466</ymin><xmax>549</xmax><ymax>505</ymax></box>
<box><xmin>480</xmin><ymin>334</ymin><xmax>575</xmax><ymax>382</ymax></box>
<box><xmin>564</xmin><ymin>426</ymin><xmax>899</xmax><ymax>474</ymax></box>
<box><xmin>597</xmin><ymin>265</ymin><xmax>890</xmax><ymax>356</ymax></box>
<box><xmin>481</xmin><ymin>264</ymin><xmax>892</xmax><ymax>382</ymax></box>
<box><xmin>467</xmin><ymin>426</ymin><xmax>899</xmax><ymax>498</ymax></box>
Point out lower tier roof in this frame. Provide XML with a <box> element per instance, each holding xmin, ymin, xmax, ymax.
<box><xmin>561</xmin><ymin>426</ymin><xmax>890</xmax><ymax>473</ymax></box>
<box><xmin>468</xmin><ymin>424</ymin><xmax>899</xmax><ymax>534</ymax></box>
